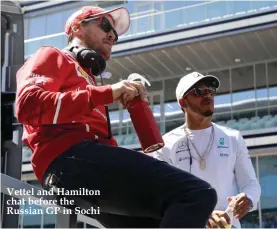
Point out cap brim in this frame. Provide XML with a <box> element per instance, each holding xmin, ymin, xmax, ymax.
<box><xmin>89</xmin><ymin>7</ymin><xmax>130</xmax><ymax>36</ymax></box>
<box><xmin>108</xmin><ymin>7</ymin><xmax>130</xmax><ymax>36</ymax></box>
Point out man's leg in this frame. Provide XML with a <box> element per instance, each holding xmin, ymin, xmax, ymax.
<box><xmin>43</xmin><ymin>140</ymin><xmax>217</xmax><ymax>228</ymax></box>
<box><xmin>93</xmin><ymin>212</ymin><xmax>160</xmax><ymax>228</ymax></box>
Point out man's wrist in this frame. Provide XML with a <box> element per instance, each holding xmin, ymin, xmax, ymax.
<box><xmin>247</xmin><ymin>197</ymin><xmax>254</xmax><ymax>211</ymax></box>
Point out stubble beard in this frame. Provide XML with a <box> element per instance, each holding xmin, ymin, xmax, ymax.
<box><xmin>187</xmin><ymin>99</ymin><xmax>214</xmax><ymax>117</ymax></box>
<box><xmin>202</xmin><ymin>110</ymin><xmax>214</xmax><ymax>117</ymax></box>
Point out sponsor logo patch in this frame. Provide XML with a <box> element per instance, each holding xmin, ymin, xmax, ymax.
<box><xmin>217</xmin><ymin>137</ymin><xmax>229</xmax><ymax>148</ymax></box>
<box><xmin>75</xmin><ymin>64</ymin><xmax>95</xmax><ymax>85</ymax></box>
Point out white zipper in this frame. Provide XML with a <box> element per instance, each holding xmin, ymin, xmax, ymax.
<box><xmin>53</xmin><ymin>93</ymin><xmax>65</xmax><ymax>124</ymax></box>
<box><xmin>85</xmin><ymin>124</ymin><xmax>90</xmax><ymax>132</ymax></box>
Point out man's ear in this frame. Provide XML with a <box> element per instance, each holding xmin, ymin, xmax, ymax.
<box><xmin>179</xmin><ymin>98</ymin><xmax>186</xmax><ymax>108</ymax></box>
<box><xmin>71</xmin><ymin>25</ymin><xmax>84</xmax><ymax>38</ymax></box>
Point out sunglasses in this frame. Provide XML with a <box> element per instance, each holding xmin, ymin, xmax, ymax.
<box><xmin>186</xmin><ymin>86</ymin><xmax>217</xmax><ymax>97</ymax></box>
<box><xmin>82</xmin><ymin>16</ymin><xmax>118</xmax><ymax>44</ymax></box>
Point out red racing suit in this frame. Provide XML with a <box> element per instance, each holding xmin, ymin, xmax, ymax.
<box><xmin>15</xmin><ymin>46</ymin><xmax>117</xmax><ymax>183</ymax></box>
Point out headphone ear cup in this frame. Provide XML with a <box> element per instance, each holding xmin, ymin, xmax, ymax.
<box><xmin>87</xmin><ymin>52</ymin><xmax>106</xmax><ymax>76</ymax></box>
<box><xmin>76</xmin><ymin>48</ymin><xmax>93</xmax><ymax>68</ymax></box>
<box><xmin>73</xmin><ymin>47</ymin><xmax>106</xmax><ymax>76</ymax></box>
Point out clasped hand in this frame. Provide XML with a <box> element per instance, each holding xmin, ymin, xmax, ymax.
<box><xmin>207</xmin><ymin>210</ymin><xmax>231</xmax><ymax>228</ymax></box>
<box><xmin>227</xmin><ymin>193</ymin><xmax>252</xmax><ymax>219</ymax></box>
<box><xmin>111</xmin><ymin>80</ymin><xmax>148</xmax><ymax>106</ymax></box>
<box><xmin>206</xmin><ymin>193</ymin><xmax>252</xmax><ymax>228</ymax></box>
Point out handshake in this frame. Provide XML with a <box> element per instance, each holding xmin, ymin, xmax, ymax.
<box><xmin>110</xmin><ymin>73</ymin><xmax>149</xmax><ymax>106</ymax></box>
<box><xmin>207</xmin><ymin>193</ymin><xmax>253</xmax><ymax>228</ymax></box>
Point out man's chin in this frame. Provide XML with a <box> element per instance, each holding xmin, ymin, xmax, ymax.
<box><xmin>202</xmin><ymin>110</ymin><xmax>214</xmax><ymax>117</ymax></box>
<box><xmin>95</xmin><ymin>48</ymin><xmax>111</xmax><ymax>60</ymax></box>
<box><xmin>102</xmin><ymin>51</ymin><xmax>111</xmax><ymax>60</ymax></box>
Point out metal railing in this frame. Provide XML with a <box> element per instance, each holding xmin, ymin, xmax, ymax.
<box><xmin>23</xmin><ymin>1</ymin><xmax>277</xmax><ymax>57</ymax></box>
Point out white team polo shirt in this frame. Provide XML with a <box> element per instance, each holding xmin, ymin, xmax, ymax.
<box><xmin>152</xmin><ymin>123</ymin><xmax>261</xmax><ymax>228</ymax></box>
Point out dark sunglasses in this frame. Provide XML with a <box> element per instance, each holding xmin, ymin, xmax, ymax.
<box><xmin>186</xmin><ymin>86</ymin><xmax>217</xmax><ymax>97</ymax></box>
<box><xmin>82</xmin><ymin>16</ymin><xmax>118</xmax><ymax>43</ymax></box>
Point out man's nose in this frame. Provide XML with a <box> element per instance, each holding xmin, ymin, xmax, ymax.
<box><xmin>107</xmin><ymin>30</ymin><xmax>116</xmax><ymax>42</ymax></box>
<box><xmin>203</xmin><ymin>89</ymin><xmax>213</xmax><ymax>98</ymax></box>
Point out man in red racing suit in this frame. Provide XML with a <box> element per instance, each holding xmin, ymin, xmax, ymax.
<box><xmin>15</xmin><ymin>5</ymin><xmax>217</xmax><ymax>228</ymax></box>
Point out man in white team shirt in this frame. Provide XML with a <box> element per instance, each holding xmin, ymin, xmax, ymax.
<box><xmin>153</xmin><ymin>72</ymin><xmax>261</xmax><ymax>228</ymax></box>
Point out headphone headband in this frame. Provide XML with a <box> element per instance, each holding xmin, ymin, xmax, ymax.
<box><xmin>65</xmin><ymin>45</ymin><xmax>106</xmax><ymax>76</ymax></box>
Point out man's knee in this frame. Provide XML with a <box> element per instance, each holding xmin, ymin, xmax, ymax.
<box><xmin>181</xmin><ymin>186</ymin><xmax>217</xmax><ymax>210</ymax></box>
<box><xmin>193</xmin><ymin>179</ymin><xmax>217</xmax><ymax>207</ymax></box>
<box><xmin>200</xmin><ymin>187</ymin><xmax>217</xmax><ymax>209</ymax></box>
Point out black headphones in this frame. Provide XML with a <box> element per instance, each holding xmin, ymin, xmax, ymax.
<box><xmin>65</xmin><ymin>45</ymin><xmax>106</xmax><ymax>76</ymax></box>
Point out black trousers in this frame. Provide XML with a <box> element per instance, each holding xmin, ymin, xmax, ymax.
<box><xmin>42</xmin><ymin>140</ymin><xmax>217</xmax><ymax>228</ymax></box>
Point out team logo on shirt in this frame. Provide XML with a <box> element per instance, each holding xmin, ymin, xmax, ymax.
<box><xmin>177</xmin><ymin>156</ymin><xmax>191</xmax><ymax>162</ymax></box>
<box><xmin>177</xmin><ymin>140</ymin><xmax>187</xmax><ymax>150</ymax></box>
<box><xmin>217</xmin><ymin>137</ymin><xmax>228</xmax><ymax>148</ymax></box>
<box><xmin>75</xmin><ymin>64</ymin><xmax>95</xmax><ymax>85</ymax></box>
<box><xmin>220</xmin><ymin>153</ymin><xmax>229</xmax><ymax>157</ymax></box>
<box><xmin>176</xmin><ymin>139</ymin><xmax>189</xmax><ymax>160</ymax></box>
<box><xmin>28</xmin><ymin>72</ymin><xmax>47</xmax><ymax>85</ymax></box>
